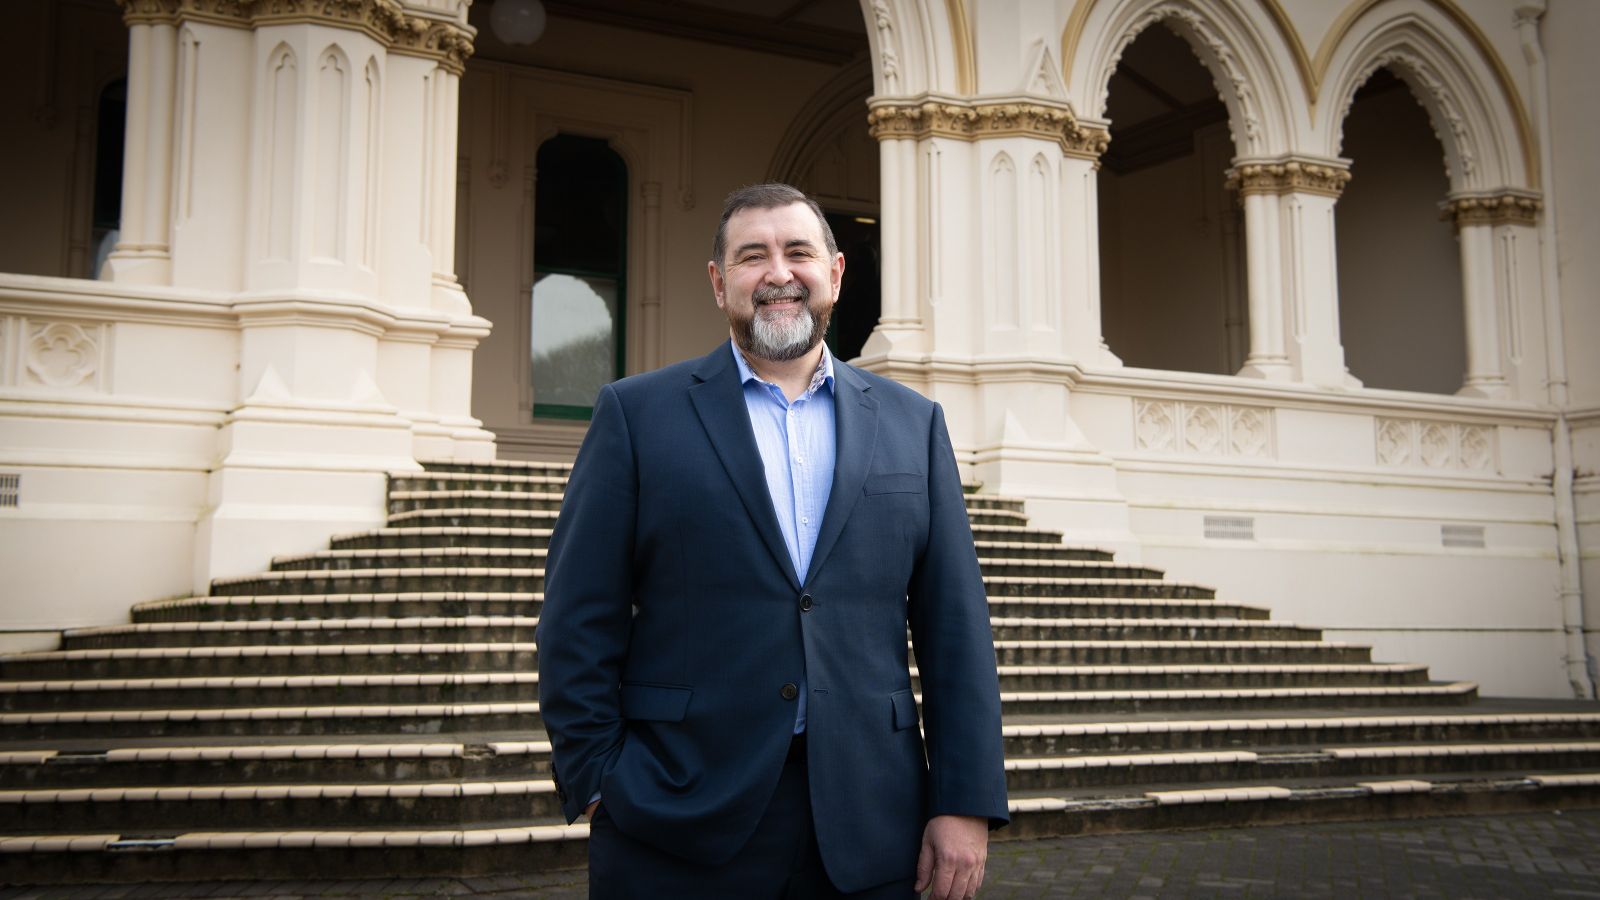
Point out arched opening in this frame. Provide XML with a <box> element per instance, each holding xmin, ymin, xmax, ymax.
<box><xmin>91</xmin><ymin>78</ymin><xmax>127</xmax><ymax>279</ymax></box>
<box><xmin>529</xmin><ymin>134</ymin><xmax>628</xmax><ymax>420</ymax></box>
<box><xmin>1097</xmin><ymin>23</ymin><xmax>1246</xmax><ymax>375</ymax></box>
<box><xmin>1334</xmin><ymin>67</ymin><xmax>1465</xmax><ymax>395</ymax></box>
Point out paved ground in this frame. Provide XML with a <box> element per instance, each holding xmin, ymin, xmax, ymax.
<box><xmin>7</xmin><ymin>811</ymin><xmax>1600</xmax><ymax>898</ymax></box>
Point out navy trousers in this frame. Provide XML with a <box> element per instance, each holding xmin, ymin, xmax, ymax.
<box><xmin>587</xmin><ymin>739</ymin><xmax>918</xmax><ymax>899</ymax></box>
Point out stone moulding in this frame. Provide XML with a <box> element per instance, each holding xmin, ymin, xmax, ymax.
<box><xmin>115</xmin><ymin>0</ymin><xmax>474</xmax><ymax>73</ymax></box>
<box><xmin>866</xmin><ymin>99</ymin><xmax>1111</xmax><ymax>160</ymax></box>
<box><xmin>1225</xmin><ymin>158</ymin><xmax>1351</xmax><ymax>198</ymax></box>
<box><xmin>1440</xmin><ymin>191</ymin><xmax>1542</xmax><ymax>229</ymax></box>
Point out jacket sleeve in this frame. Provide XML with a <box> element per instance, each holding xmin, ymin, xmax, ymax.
<box><xmin>537</xmin><ymin>383</ymin><xmax>638</xmax><ymax>823</ymax></box>
<box><xmin>906</xmin><ymin>402</ymin><xmax>1011</xmax><ymax>827</ymax></box>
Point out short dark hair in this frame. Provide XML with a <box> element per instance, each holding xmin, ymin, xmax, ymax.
<box><xmin>711</xmin><ymin>183</ymin><xmax>838</xmax><ymax>268</ymax></box>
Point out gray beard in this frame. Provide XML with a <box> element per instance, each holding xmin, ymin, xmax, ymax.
<box><xmin>735</xmin><ymin>283</ymin><xmax>830</xmax><ymax>362</ymax></box>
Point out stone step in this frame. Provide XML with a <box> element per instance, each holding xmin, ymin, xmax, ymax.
<box><xmin>953</xmin><ymin>663</ymin><xmax>1434</xmax><ymax>695</ymax></box>
<box><xmin>387</xmin><ymin>491</ymin><xmax>567</xmax><ymax>514</ymax></box>
<box><xmin>972</xmin><ymin>540</ymin><xmax>1115</xmax><ymax>560</ymax></box>
<box><xmin>269</xmin><ymin>547</ymin><xmax>547</xmax><ymax>573</ymax></box>
<box><xmin>987</xmin><ymin>617</ymin><xmax>1320</xmax><ymax>642</ymax></box>
<box><xmin>985</xmin><ymin>597</ymin><xmax>1270</xmax><ymax>621</ymax></box>
<box><xmin>388</xmin><ymin>472</ymin><xmax>569</xmax><ymax>495</ymax></box>
<box><xmin>1003</xmin><ymin>742</ymin><xmax>1600</xmax><ymax>792</ymax></box>
<box><xmin>961</xmin><ymin>495</ymin><xmax>1028</xmax><ymax>513</ymax></box>
<box><xmin>209</xmin><ymin>568</ymin><xmax>542</xmax><ymax>597</ymax></box>
<box><xmin>60</xmin><ymin>617</ymin><xmax>542</xmax><ymax>650</ymax></box>
<box><xmin>0</xmin><ymin>821</ymin><xmax>590</xmax><ymax>884</ymax></box>
<box><xmin>383</xmin><ymin>508</ymin><xmax>562</xmax><ymax>530</ymax></box>
<box><xmin>977</xmin><ymin>559</ymin><xmax>1166</xmax><ymax>581</ymax></box>
<box><xmin>983</xmin><ymin>578</ymin><xmax>1216</xmax><ymax>599</ymax></box>
<box><xmin>0</xmin><ymin>741</ymin><xmax>550</xmax><ymax>790</ymax></box>
<box><xmin>417</xmin><ymin>459</ymin><xmax>575</xmax><ymax>477</ymax></box>
<box><xmin>0</xmin><ymin>672</ymin><xmax>539</xmax><ymax>714</ymax></box>
<box><xmin>965</xmin><ymin>509</ymin><xmax>1029</xmax><ymax>527</ymax></box>
<box><xmin>1001</xmin><ymin>712</ymin><xmax>1600</xmax><ymax>757</ymax></box>
<box><xmin>1003</xmin><ymin>771</ymin><xmax>1600</xmax><ymax>839</ymax></box>
<box><xmin>329</xmin><ymin>527</ymin><xmax>555</xmax><ymax>551</ymax></box>
<box><xmin>984</xmin><ymin>681</ymin><xmax>1478</xmax><ymax>715</ymax></box>
<box><xmin>967</xmin><ymin>524</ymin><xmax>1075</xmax><ymax>547</ymax></box>
<box><xmin>1</xmin><ymin>777</ymin><xmax>566</xmax><ymax>833</ymax></box>
<box><xmin>129</xmin><ymin>593</ymin><xmax>543</xmax><ymax>624</ymax></box>
<box><xmin>991</xmin><ymin>640</ymin><xmax>1371</xmax><ymax>666</ymax></box>
<box><xmin>0</xmin><ymin>702</ymin><xmax>542</xmax><ymax>742</ymax></box>
<box><xmin>2</xmin><ymin>643</ymin><xmax>540</xmax><ymax>680</ymax></box>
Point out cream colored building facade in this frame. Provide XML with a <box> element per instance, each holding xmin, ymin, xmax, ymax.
<box><xmin>1</xmin><ymin>0</ymin><xmax>1597</xmax><ymax>700</ymax></box>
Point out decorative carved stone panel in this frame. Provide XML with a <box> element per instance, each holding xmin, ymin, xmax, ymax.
<box><xmin>1135</xmin><ymin>398</ymin><xmax>1273</xmax><ymax>459</ymax></box>
<box><xmin>20</xmin><ymin>319</ymin><xmax>110</xmax><ymax>392</ymax></box>
<box><xmin>1375</xmin><ymin>417</ymin><xmax>1497</xmax><ymax>473</ymax></box>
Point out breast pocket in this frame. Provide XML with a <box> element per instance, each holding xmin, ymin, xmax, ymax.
<box><xmin>863</xmin><ymin>472</ymin><xmax>924</xmax><ymax>495</ymax></box>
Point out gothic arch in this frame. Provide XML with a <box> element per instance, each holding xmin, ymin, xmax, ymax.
<box><xmin>1063</xmin><ymin>0</ymin><xmax>1298</xmax><ymax>158</ymax></box>
<box><xmin>857</xmin><ymin>0</ymin><xmax>973</xmax><ymax>97</ymax></box>
<box><xmin>767</xmin><ymin>57</ymin><xmax>876</xmax><ymax>211</ymax></box>
<box><xmin>1316</xmin><ymin>3</ymin><xmax>1531</xmax><ymax>192</ymax></box>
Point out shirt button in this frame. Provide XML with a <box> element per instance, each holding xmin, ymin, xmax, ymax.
<box><xmin>800</xmin><ymin>594</ymin><xmax>813</xmax><ymax>612</ymax></box>
<box><xmin>801</xmin><ymin>516</ymin><xmax>809</xmax><ymax>524</ymax></box>
<box><xmin>780</xmin><ymin>683</ymin><xmax>799</xmax><ymax>701</ymax></box>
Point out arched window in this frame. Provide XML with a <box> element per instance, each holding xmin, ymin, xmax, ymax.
<box><xmin>1334</xmin><ymin>68</ymin><xmax>1465</xmax><ymax>395</ymax></box>
<box><xmin>1097</xmin><ymin>24</ymin><xmax>1246</xmax><ymax>376</ymax></box>
<box><xmin>530</xmin><ymin>134</ymin><xmax>627</xmax><ymax>420</ymax></box>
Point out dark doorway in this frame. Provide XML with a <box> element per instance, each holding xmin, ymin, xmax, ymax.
<box><xmin>823</xmin><ymin>211</ymin><xmax>880</xmax><ymax>362</ymax></box>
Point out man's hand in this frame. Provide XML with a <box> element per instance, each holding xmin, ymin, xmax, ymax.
<box><xmin>915</xmin><ymin>814</ymin><xmax>988</xmax><ymax>899</ymax></box>
<box><xmin>584</xmin><ymin>799</ymin><xmax>599</xmax><ymax>819</ymax></box>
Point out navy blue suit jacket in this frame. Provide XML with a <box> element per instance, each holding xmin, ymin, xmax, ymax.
<box><xmin>536</xmin><ymin>344</ymin><xmax>1009</xmax><ymax>891</ymax></box>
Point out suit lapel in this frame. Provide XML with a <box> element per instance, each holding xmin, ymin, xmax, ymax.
<box><xmin>688</xmin><ymin>345</ymin><xmax>800</xmax><ymax>590</ymax></box>
<box><xmin>803</xmin><ymin>360</ymin><xmax>877</xmax><ymax>587</ymax></box>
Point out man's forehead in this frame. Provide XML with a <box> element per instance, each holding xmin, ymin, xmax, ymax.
<box><xmin>726</xmin><ymin>202</ymin><xmax>824</xmax><ymax>245</ymax></box>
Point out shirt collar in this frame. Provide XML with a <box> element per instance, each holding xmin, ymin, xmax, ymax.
<box><xmin>730</xmin><ymin>337</ymin><xmax>834</xmax><ymax>398</ymax></box>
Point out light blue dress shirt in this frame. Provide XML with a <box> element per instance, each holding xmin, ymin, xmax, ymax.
<box><xmin>730</xmin><ymin>338</ymin><xmax>837</xmax><ymax>734</ymax></box>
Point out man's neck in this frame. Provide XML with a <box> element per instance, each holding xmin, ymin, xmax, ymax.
<box><xmin>739</xmin><ymin>339</ymin><xmax>825</xmax><ymax>403</ymax></box>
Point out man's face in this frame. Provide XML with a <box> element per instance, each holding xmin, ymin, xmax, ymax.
<box><xmin>708</xmin><ymin>202</ymin><xmax>844</xmax><ymax>363</ymax></box>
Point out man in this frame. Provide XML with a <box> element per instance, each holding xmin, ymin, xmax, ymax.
<box><xmin>537</xmin><ymin>183</ymin><xmax>1008</xmax><ymax>899</ymax></box>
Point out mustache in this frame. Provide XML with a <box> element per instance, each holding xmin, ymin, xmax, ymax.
<box><xmin>752</xmin><ymin>282</ymin><xmax>809</xmax><ymax>305</ymax></box>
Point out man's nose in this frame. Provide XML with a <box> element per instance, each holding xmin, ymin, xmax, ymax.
<box><xmin>763</xmin><ymin>255</ymin><xmax>794</xmax><ymax>284</ymax></box>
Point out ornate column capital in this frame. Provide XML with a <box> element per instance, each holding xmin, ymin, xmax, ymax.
<box><xmin>866</xmin><ymin>96</ymin><xmax>1110</xmax><ymax>161</ymax></box>
<box><xmin>1226</xmin><ymin>157</ymin><xmax>1351</xmax><ymax>198</ymax></box>
<box><xmin>114</xmin><ymin>0</ymin><xmax>475</xmax><ymax>73</ymax></box>
<box><xmin>1440</xmin><ymin>190</ymin><xmax>1542</xmax><ymax>229</ymax></box>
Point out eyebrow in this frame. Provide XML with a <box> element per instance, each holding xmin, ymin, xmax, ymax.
<box><xmin>733</xmin><ymin>238</ymin><xmax>818</xmax><ymax>258</ymax></box>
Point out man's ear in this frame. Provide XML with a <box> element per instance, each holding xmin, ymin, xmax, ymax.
<box><xmin>707</xmin><ymin>259</ymin><xmax>726</xmax><ymax>310</ymax></box>
<box><xmin>831</xmin><ymin>252</ymin><xmax>845</xmax><ymax>299</ymax></box>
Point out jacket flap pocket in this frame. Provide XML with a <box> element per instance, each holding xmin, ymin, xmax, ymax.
<box><xmin>620</xmin><ymin>683</ymin><xmax>693</xmax><ymax>722</ymax></box>
<box><xmin>891</xmin><ymin>688</ymin><xmax>919</xmax><ymax>731</ymax></box>
<box><xmin>864</xmin><ymin>473</ymin><xmax>924</xmax><ymax>495</ymax></box>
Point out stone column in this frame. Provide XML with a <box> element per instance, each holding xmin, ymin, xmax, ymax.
<box><xmin>862</xmin><ymin>95</ymin><xmax>1132</xmax><ymax>551</ymax></box>
<box><xmin>1227</xmin><ymin>157</ymin><xmax>1356</xmax><ymax>388</ymax></box>
<box><xmin>1441</xmin><ymin>191</ymin><xmax>1542</xmax><ymax>400</ymax></box>
<box><xmin>108</xmin><ymin>0</ymin><xmax>491</xmax><ymax>588</ymax></box>
<box><xmin>103</xmin><ymin>3</ymin><xmax>177</xmax><ymax>284</ymax></box>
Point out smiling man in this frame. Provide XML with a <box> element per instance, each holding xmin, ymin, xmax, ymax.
<box><xmin>537</xmin><ymin>183</ymin><xmax>1008</xmax><ymax>899</ymax></box>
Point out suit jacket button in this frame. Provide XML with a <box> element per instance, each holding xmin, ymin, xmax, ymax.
<box><xmin>799</xmin><ymin>593</ymin><xmax>813</xmax><ymax>611</ymax></box>
<box><xmin>780</xmin><ymin>683</ymin><xmax>799</xmax><ymax>701</ymax></box>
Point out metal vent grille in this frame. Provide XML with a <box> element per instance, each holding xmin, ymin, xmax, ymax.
<box><xmin>0</xmin><ymin>473</ymin><xmax>17</xmax><ymax>508</ymax></box>
<box><xmin>1205</xmin><ymin>515</ymin><xmax>1254</xmax><ymax>541</ymax></box>
<box><xmin>1442</xmin><ymin>524</ymin><xmax>1485</xmax><ymax>549</ymax></box>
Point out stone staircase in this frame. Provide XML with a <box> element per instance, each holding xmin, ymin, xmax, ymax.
<box><xmin>4</xmin><ymin>458</ymin><xmax>1600</xmax><ymax>884</ymax></box>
